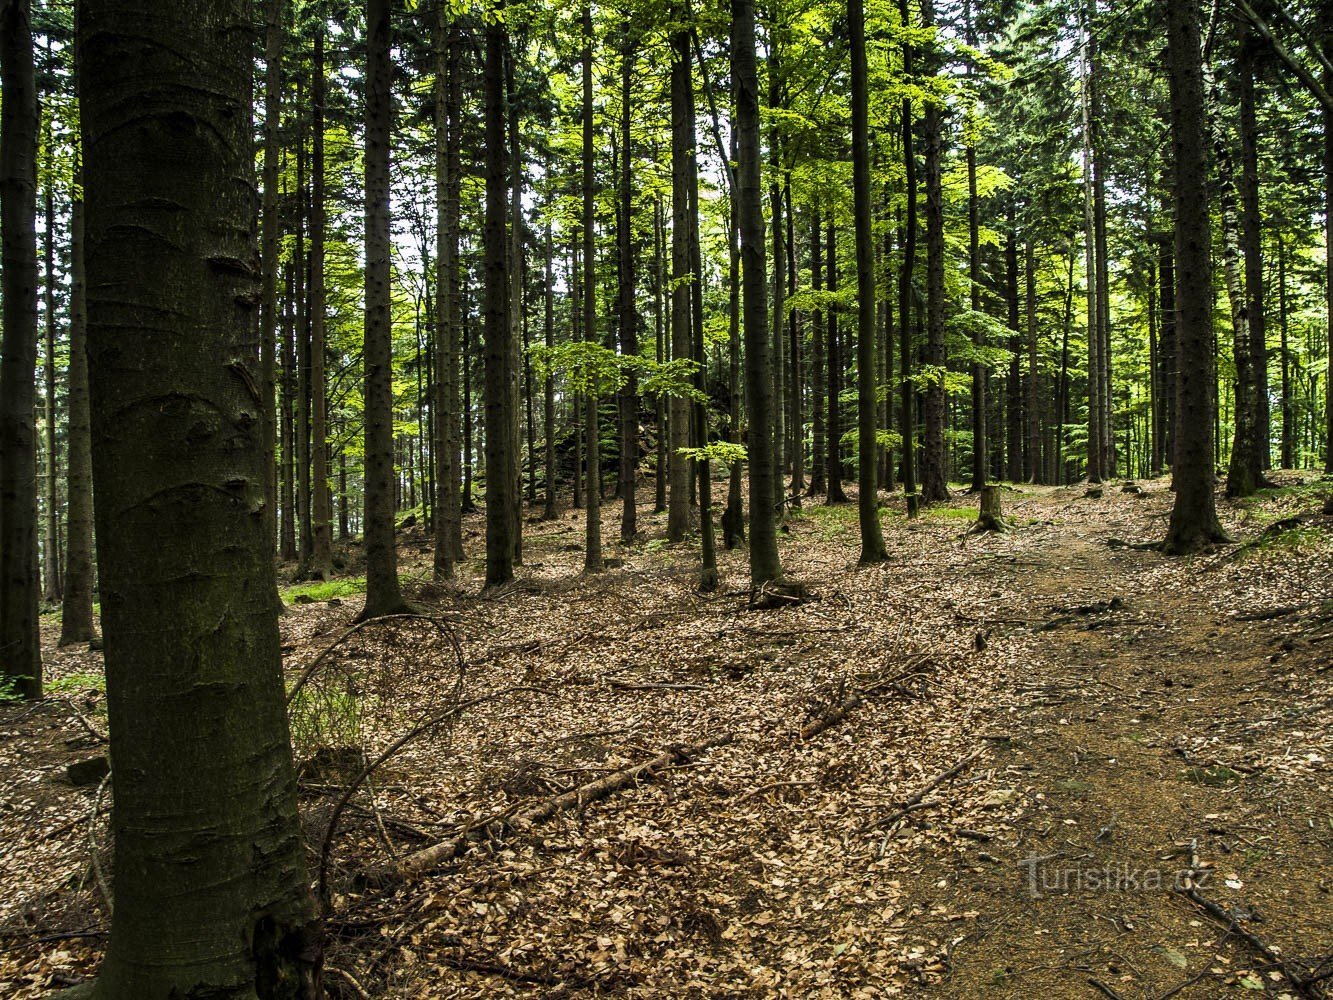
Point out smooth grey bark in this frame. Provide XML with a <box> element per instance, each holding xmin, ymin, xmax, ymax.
<box><xmin>919</xmin><ymin>0</ymin><xmax>949</xmax><ymax>505</ymax></box>
<box><xmin>667</xmin><ymin>21</ymin><xmax>693</xmax><ymax>543</ymax></box>
<box><xmin>850</xmin><ymin>0</ymin><xmax>887</xmax><ymax>563</ymax></box>
<box><xmin>359</xmin><ymin>0</ymin><xmax>410</xmax><ymax>618</ymax></box>
<box><xmin>898</xmin><ymin>0</ymin><xmax>918</xmax><ymax>518</ymax></box>
<box><xmin>734</xmin><ymin>0</ymin><xmax>784</xmax><ymax>587</ymax></box>
<box><xmin>0</xmin><ymin>0</ymin><xmax>42</xmax><ymax>699</ymax></box>
<box><xmin>78</xmin><ymin>0</ymin><xmax>320</xmax><ymax>993</ymax></box>
<box><xmin>581</xmin><ymin>0</ymin><xmax>603</xmax><ymax>573</ymax></box>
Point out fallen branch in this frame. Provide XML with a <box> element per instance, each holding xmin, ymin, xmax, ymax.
<box><xmin>368</xmin><ymin>734</ymin><xmax>732</xmax><ymax>885</ymax></box>
<box><xmin>799</xmin><ymin>657</ymin><xmax>934</xmax><ymax>741</ymax></box>
<box><xmin>1175</xmin><ymin>884</ymin><xmax>1321</xmax><ymax>998</ymax></box>
<box><xmin>862</xmin><ymin>751</ymin><xmax>983</xmax><ymax>833</ymax></box>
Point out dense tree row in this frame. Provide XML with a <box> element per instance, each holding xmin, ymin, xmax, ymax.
<box><xmin>1</xmin><ymin>0</ymin><xmax>1332</xmax><ymax>992</ymax></box>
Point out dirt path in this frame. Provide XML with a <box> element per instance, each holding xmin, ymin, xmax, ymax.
<box><xmin>907</xmin><ymin>489</ymin><xmax>1333</xmax><ymax>998</ymax></box>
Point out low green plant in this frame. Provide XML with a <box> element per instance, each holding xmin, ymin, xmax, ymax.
<box><xmin>282</xmin><ymin>576</ymin><xmax>367</xmax><ymax>605</ymax></box>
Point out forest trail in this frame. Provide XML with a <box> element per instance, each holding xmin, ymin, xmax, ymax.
<box><xmin>2</xmin><ymin>479</ymin><xmax>1331</xmax><ymax>998</ymax></box>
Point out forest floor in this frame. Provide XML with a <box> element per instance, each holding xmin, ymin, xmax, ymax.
<box><xmin>1</xmin><ymin>473</ymin><xmax>1332</xmax><ymax>999</ymax></box>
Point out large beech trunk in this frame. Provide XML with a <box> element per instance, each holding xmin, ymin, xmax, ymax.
<box><xmin>79</xmin><ymin>0</ymin><xmax>320</xmax><ymax>993</ymax></box>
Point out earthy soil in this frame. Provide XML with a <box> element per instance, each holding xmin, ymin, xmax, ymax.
<box><xmin>1</xmin><ymin>475</ymin><xmax>1330</xmax><ymax>998</ymax></box>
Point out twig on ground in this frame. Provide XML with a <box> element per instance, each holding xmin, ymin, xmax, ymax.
<box><xmin>862</xmin><ymin>751</ymin><xmax>984</xmax><ymax>833</ymax></box>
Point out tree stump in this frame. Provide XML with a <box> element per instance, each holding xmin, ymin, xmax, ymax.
<box><xmin>970</xmin><ymin>485</ymin><xmax>1010</xmax><ymax>534</ymax></box>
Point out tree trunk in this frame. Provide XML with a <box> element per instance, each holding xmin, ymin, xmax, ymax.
<box><xmin>618</xmin><ymin>26</ymin><xmax>638</xmax><ymax>542</ymax></box>
<box><xmin>654</xmin><ymin>194</ymin><xmax>669</xmax><ymax>514</ymax></box>
<box><xmin>734</xmin><ymin>0</ymin><xmax>784</xmax><ymax>587</ymax></box>
<box><xmin>79</xmin><ymin>0</ymin><xmax>321</xmax><ymax>992</ymax></box>
<box><xmin>581</xmin><ymin>0</ymin><xmax>603</xmax><ymax>573</ymax></box>
<box><xmin>807</xmin><ymin>208</ymin><xmax>827</xmax><ymax>497</ymax></box>
<box><xmin>543</xmin><ymin>221</ymin><xmax>559</xmax><ymax>520</ymax></box>
<box><xmin>1005</xmin><ymin>219</ymin><xmax>1023</xmax><ymax>483</ymax></box>
<box><xmin>260</xmin><ymin>0</ymin><xmax>282</xmax><ymax>559</ymax></box>
<box><xmin>1238</xmin><ymin>27</ymin><xmax>1269</xmax><ymax>476</ymax></box>
<box><xmin>667</xmin><ymin>21</ymin><xmax>693</xmax><ymax>543</ymax></box>
<box><xmin>42</xmin><ymin>111</ymin><xmax>62</xmax><ymax>604</ymax></box>
<box><xmin>768</xmin><ymin>33</ymin><xmax>786</xmax><ymax>515</ymax></box>
<box><xmin>967</xmin><ymin>145</ymin><xmax>986</xmax><ymax>492</ymax></box>
<box><xmin>434</xmin><ymin>16</ymin><xmax>464</xmax><ymax>575</ymax></box>
<box><xmin>1026</xmin><ymin>240</ymin><xmax>1041</xmax><ymax>482</ymax></box>
<box><xmin>484</xmin><ymin>14</ymin><xmax>515</xmax><ymax>587</ymax></box>
<box><xmin>307</xmin><ymin>28</ymin><xmax>333</xmax><ymax>581</ymax></box>
<box><xmin>1163</xmin><ymin>0</ymin><xmax>1230</xmax><ymax>554</ymax></box>
<box><xmin>60</xmin><ymin>184</ymin><xmax>96</xmax><ymax>646</ymax></box>
<box><xmin>280</xmin><ymin>263</ymin><xmax>297</xmax><ymax>559</ymax></box>
<box><xmin>722</xmin><ymin>132</ymin><xmax>745</xmax><ymax>543</ymax></box>
<box><xmin>359</xmin><ymin>0</ymin><xmax>410</xmax><ymax>617</ymax></box>
<box><xmin>920</xmin><ymin>0</ymin><xmax>949</xmax><ymax>505</ymax></box>
<box><xmin>1278</xmin><ymin>233</ymin><xmax>1293</xmax><ymax>469</ymax></box>
<box><xmin>898</xmin><ymin>6</ymin><xmax>919</xmax><ymax>518</ymax></box>
<box><xmin>0</xmin><ymin>0</ymin><xmax>42</xmax><ymax>699</ymax></box>
<box><xmin>1080</xmin><ymin>6</ymin><xmax>1103</xmax><ymax>485</ymax></box>
<box><xmin>826</xmin><ymin>223</ymin><xmax>849</xmax><ymax>504</ymax></box>
<box><xmin>851</xmin><ymin>0</ymin><xmax>887</xmax><ymax>563</ymax></box>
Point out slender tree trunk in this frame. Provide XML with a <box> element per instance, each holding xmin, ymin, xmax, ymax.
<box><xmin>507</xmin><ymin>43</ymin><xmax>525</xmax><ymax>563</ymax></box>
<box><xmin>581</xmin><ymin>0</ymin><xmax>603</xmax><ymax>573</ymax></box>
<box><xmin>543</xmin><ymin>221</ymin><xmax>559</xmax><ymax>520</ymax></box>
<box><xmin>787</xmin><ymin>181</ymin><xmax>805</xmax><ymax>499</ymax></box>
<box><xmin>920</xmin><ymin>0</ymin><xmax>949</xmax><ymax>504</ymax></box>
<box><xmin>1238</xmin><ymin>27</ymin><xmax>1269</xmax><ymax>476</ymax></box>
<box><xmin>434</xmin><ymin>16</ymin><xmax>464</xmax><ymax>576</ymax></box>
<box><xmin>359</xmin><ymin>0</ymin><xmax>410</xmax><ymax>617</ymax></box>
<box><xmin>654</xmin><ymin>195</ymin><xmax>669</xmax><ymax>514</ymax></box>
<box><xmin>260</xmin><ymin>0</ymin><xmax>282</xmax><ymax>559</ymax></box>
<box><xmin>280</xmin><ymin>263</ymin><xmax>297</xmax><ymax>559</ymax></box>
<box><xmin>1026</xmin><ymin>240</ymin><xmax>1041</xmax><ymax>482</ymax></box>
<box><xmin>667</xmin><ymin>20</ymin><xmax>693</xmax><ymax>542</ymax></box>
<box><xmin>734</xmin><ymin>0</ymin><xmax>784</xmax><ymax>587</ymax></box>
<box><xmin>826</xmin><ymin>223</ymin><xmax>849</xmax><ymax>504</ymax></box>
<box><xmin>484</xmin><ymin>15</ymin><xmax>515</xmax><ymax>586</ymax></box>
<box><xmin>1158</xmin><ymin>225</ymin><xmax>1177</xmax><ymax>469</ymax></box>
<box><xmin>60</xmin><ymin>183</ymin><xmax>96</xmax><ymax>646</ymax></box>
<box><xmin>1326</xmin><ymin>20</ymin><xmax>1333</xmax><ymax>473</ymax></box>
<box><xmin>769</xmin><ymin>31</ymin><xmax>786</xmax><ymax>514</ymax></box>
<box><xmin>1164</xmin><ymin>0</ymin><xmax>1230</xmax><ymax>553</ymax></box>
<box><xmin>1005</xmin><ymin>219</ymin><xmax>1023</xmax><ymax>482</ymax></box>
<box><xmin>723</xmin><ymin>128</ymin><xmax>746</xmax><ymax>544</ymax></box>
<box><xmin>0</xmin><ymin>0</ymin><xmax>42</xmax><ymax>698</ymax></box>
<box><xmin>42</xmin><ymin>114</ymin><xmax>61</xmax><ymax>603</ymax></box>
<box><xmin>79</xmin><ymin>0</ymin><xmax>321</xmax><ymax>992</ymax></box>
<box><xmin>899</xmin><ymin>8</ymin><xmax>919</xmax><ymax>517</ymax></box>
<box><xmin>1278</xmin><ymin>233</ymin><xmax>1293</xmax><ymax>469</ymax></box>
<box><xmin>618</xmin><ymin>26</ymin><xmax>639</xmax><ymax>542</ymax></box>
<box><xmin>294</xmin><ymin>105</ymin><xmax>311</xmax><ymax>562</ymax></box>
<box><xmin>688</xmin><ymin>116</ymin><xmax>718</xmax><ymax>591</ymax></box>
<box><xmin>851</xmin><ymin>0</ymin><xmax>887</xmax><ymax>562</ymax></box>
<box><xmin>1080</xmin><ymin>6</ymin><xmax>1103</xmax><ymax>485</ymax></box>
<box><xmin>966</xmin><ymin>145</ymin><xmax>987</xmax><ymax>492</ymax></box>
<box><xmin>808</xmin><ymin>208</ymin><xmax>827</xmax><ymax>497</ymax></box>
<box><xmin>307</xmin><ymin>28</ymin><xmax>333</xmax><ymax>580</ymax></box>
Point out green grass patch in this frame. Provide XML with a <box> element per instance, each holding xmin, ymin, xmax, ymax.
<box><xmin>282</xmin><ymin>576</ymin><xmax>367</xmax><ymax>605</ymax></box>
<box><xmin>47</xmin><ymin>672</ymin><xmax>106</xmax><ymax>695</ymax></box>
<box><xmin>924</xmin><ymin>506</ymin><xmax>978</xmax><ymax>521</ymax></box>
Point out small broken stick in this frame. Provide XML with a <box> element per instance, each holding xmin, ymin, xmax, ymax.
<box><xmin>862</xmin><ymin>751</ymin><xmax>983</xmax><ymax>833</ymax></box>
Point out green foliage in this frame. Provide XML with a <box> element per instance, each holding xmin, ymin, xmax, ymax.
<box><xmin>282</xmin><ymin>577</ymin><xmax>368</xmax><ymax>605</ymax></box>
<box><xmin>678</xmin><ymin>441</ymin><xmax>748</xmax><ymax>467</ymax></box>
<box><xmin>47</xmin><ymin>672</ymin><xmax>107</xmax><ymax>695</ymax></box>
